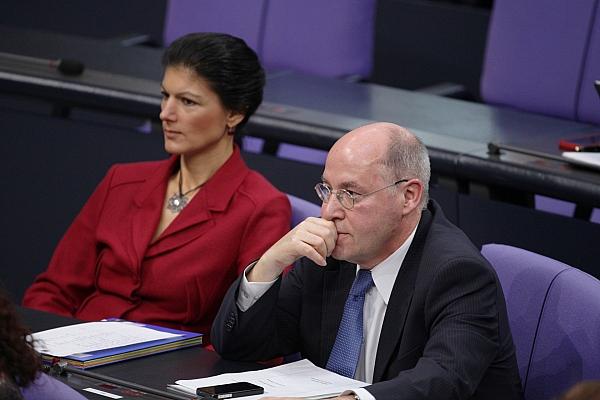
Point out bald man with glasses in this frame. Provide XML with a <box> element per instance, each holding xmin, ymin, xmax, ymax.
<box><xmin>212</xmin><ymin>123</ymin><xmax>523</xmax><ymax>400</ymax></box>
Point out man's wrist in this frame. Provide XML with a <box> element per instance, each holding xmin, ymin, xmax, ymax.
<box><xmin>339</xmin><ymin>391</ymin><xmax>361</xmax><ymax>400</ymax></box>
<box><xmin>343</xmin><ymin>388</ymin><xmax>373</xmax><ymax>400</ymax></box>
<box><xmin>248</xmin><ymin>256</ymin><xmax>282</xmax><ymax>282</ymax></box>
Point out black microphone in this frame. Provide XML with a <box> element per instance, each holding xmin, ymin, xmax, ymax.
<box><xmin>0</xmin><ymin>51</ymin><xmax>85</xmax><ymax>76</ymax></box>
<box><xmin>51</xmin><ymin>58</ymin><xmax>85</xmax><ymax>76</ymax></box>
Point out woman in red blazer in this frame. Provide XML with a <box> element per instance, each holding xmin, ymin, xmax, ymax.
<box><xmin>23</xmin><ymin>33</ymin><xmax>291</xmax><ymax>342</ymax></box>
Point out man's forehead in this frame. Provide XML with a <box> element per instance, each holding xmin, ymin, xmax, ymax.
<box><xmin>323</xmin><ymin>158</ymin><xmax>385</xmax><ymax>188</ymax></box>
<box><xmin>329</xmin><ymin>137</ymin><xmax>386</xmax><ymax>165</ymax></box>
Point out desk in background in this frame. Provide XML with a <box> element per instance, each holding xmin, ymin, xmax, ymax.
<box><xmin>1</xmin><ymin>25</ymin><xmax>599</xmax><ymax>207</ymax></box>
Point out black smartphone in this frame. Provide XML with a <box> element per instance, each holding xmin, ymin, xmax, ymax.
<box><xmin>196</xmin><ymin>382</ymin><xmax>264</xmax><ymax>399</ymax></box>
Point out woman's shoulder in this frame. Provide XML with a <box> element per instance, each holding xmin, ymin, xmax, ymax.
<box><xmin>240</xmin><ymin>169</ymin><xmax>288</xmax><ymax>202</ymax></box>
<box><xmin>107</xmin><ymin>158</ymin><xmax>172</xmax><ymax>184</ymax></box>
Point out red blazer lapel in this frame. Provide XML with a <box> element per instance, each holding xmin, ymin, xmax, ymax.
<box><xmin>145</xmin><ymin>191</ymin><xmax>214</xmax><ymax>257</ymax></box>
<box><xmin>146</xmin><ymin>147</ymin><xmax>250</xmax><ymax>258</ymax></box>
<box><xmin>130</xmin><ymin>156</ymin><xmax>177</xmax><ymax>264</ymax></box>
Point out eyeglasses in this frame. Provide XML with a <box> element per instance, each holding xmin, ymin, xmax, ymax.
<box><xmin>314</xmin><ymin>179</ymin><xmax>408</xmax><ymax>210</ymax></box>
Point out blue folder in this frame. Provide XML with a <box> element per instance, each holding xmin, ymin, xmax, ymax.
<box><xmin>41</xmin><ymin>319</ymin><xmax>203</xmax><ymax>369</ymax></box>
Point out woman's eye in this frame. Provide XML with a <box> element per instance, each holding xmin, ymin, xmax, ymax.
<box><xmin>181</xmin><ymin>98</ymin><xmax>196</xmax><ymax>106</ymax></box>
<box><xmin>160</xmin><ymin>91</ymin><xmax>169</xmax><ymax>100</ymax></box>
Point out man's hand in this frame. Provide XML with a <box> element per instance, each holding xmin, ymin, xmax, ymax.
<box><xmin>248</xmin><ymin>217</ymin><xmax>337</xmax><ymax>282</ymax></box>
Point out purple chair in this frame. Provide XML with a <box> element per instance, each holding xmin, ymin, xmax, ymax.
<box><xmin>263</xmin><ymin>0</ymin><xmax>375</xmax><ymax>161</ymax></box>
<box><xmin>261</xmin><ymin>0</ymin><xmax>375</xmax><ymax>79</ymax></box>
<box><xmin>163</xmin><ymin>0</ymin><xmax>375</xmax><ymax>80</ymax></box>
<box><xmin>21</xmin><ymin>373</ymin><xmax>86</xmax><ymax>400</ymax></box>
<box><xmin>277</xmin><ymin>144</ymin><xmax>328</xmax><ymax>165</ymax></box>
<box><xmin>533</xmin><ymin>195</ymin><xmax>575</xmax><ymax>218</ymax></box>
<box><xmin>481</xmin><ymin>244</ymin><xmax>600</xmax><ymax>400</ymax></box>
<box><xmin>480</xmin><ymin>0</ymin><xmax>598</xmax><ymax>121</ymax></box>
<box><xmin>287</xmin><ymin>194</ymin><xmax>320</xmax><ymax>227</ymax></box>
<box><xmin>577</xmin><ymin>4</ymin><xmax>600</xmax><ymax>125</ymax></box>
<box><xmin>241</xmin><ymin>136</ymin><xmax>265</xmax><ymax>154</ymax></box>
<box><xmin>162</xmin><ymin>0</ymin><xmax>267</xmax><ymax>50</ymax></box>
<box><xmin>592</xmin><ymin>208</ymin><xmax>600</xmax><ymax>224</ymax></box>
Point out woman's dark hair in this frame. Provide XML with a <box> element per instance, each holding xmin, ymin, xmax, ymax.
<box><xmin>0</xmin><ymin>289</ymin><xmax>41</xmax><ymax>388</ymax></box>
<box><xmin>0</xmin><ymin>375</ymin><xmax>24</xmax><ymax>400</ymax></box>
<box><xmin>162</xmin><ymin>32</ymin><xmax>265</xmax><ymax>133</ymax></box>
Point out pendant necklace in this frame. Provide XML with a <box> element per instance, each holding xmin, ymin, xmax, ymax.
<box><xmin>166</xmin><ymin>170</ymin><xmax>204</xmax><ymax>213</ymax></box>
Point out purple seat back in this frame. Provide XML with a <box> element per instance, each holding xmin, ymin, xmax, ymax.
<box><xmin>482</xmin><ymin>244</ymin><xmax>600</xmax><ymax>400</ymax></box>
<box><xmin>277</xmin><ymin>144</ymin><xmax>328</xmax><ymax>165</ymax></box>
<box><xmin>577</xmin><ymin>4</ymin><xmax>600</xmax><ymax>124</ymax></box>
<box><xmin>287</xmin><ymin>194</ymin><xmax>320</xmax><ymax>227</ymax></box>
<box><xmin>480</xmin><ymin>0</ymin><xmax>597</xmax><ymax>121</ymax></box>
<box><xmin>163</xmin><ymin>0</ymin><xmax>267</xmax><ymax>50</ymax></box>
<box><xmin>481</xmin><ymin>244</ymin><xmax>569</xmax><ymax>387</ymax></box>
<box><xmin>242</xmin><ymin>136</ymin><xmax>265</xmax><ymax>153</ymax></box>
<box><xmin>22</xmin><ymin>373</ymin><xmax>87</xmax><ymax>400</ymax></box>
<box><xmin>261</xmin><ymin>0</ymin><xmax>375</xmax><ymax>78</ymax></box>
<box><xmin>163</xmin><ymin>0</ymin><xmax>375</xmax><ymax>80</ymax></box>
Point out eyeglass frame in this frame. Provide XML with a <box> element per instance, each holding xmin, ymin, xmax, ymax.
<box><xmin>314</xmin><ymin>179</ymin><xmax>409</xmax><ymax>210</ymax></box>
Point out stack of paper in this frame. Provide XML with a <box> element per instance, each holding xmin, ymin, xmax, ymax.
<box><xmin>33</xmin><ymin>320</ymin><xmax>202</xmax><ymax>369</ymax></box>
<box><xmin>169</xmin><ymin>359</ymin><xmax>368</xmax><ymax>400</ymax></box>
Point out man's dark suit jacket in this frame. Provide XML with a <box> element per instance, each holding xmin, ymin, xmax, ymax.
<box><xmin>212</xmin><ymin>200</ymin><xmax>523</xmax><ymax>400</ymax></box>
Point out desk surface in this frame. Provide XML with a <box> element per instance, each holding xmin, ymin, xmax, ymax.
<box><xmin>20</xmin><ymin>307</ymin><xmax>262</xmax><ymax>398</ymax></box>
<box><xmin>1</xmin><ymin>25</ymin><xmax>600</xmax><ymax>206</ymax></box>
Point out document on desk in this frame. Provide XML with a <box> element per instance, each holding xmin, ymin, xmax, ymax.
<box><xmin>172</xmin><ymin>359</ymin><xmax>368</xmax><ymax>399</ymax></box>
<box><xmin>562</xmin><ymin>151</ymin><xmax>600</xmax><ymax>171</ymax></box>
<box><xmin>32</xmin><ymin>321</ymin><xmax>181</xmax><ymax>357</ymax></box>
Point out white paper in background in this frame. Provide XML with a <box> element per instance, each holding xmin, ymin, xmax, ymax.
<box><xmin>562</xmin><ymin>151</ymin><xmax>600</xmax><ymax>170</ymax></box>
<box><xmin>32</xmin><ymin>321</ymin><xmax>181</xmax><ymax>357</ymax></box>
<box><xmin>174</xmin><ymin>359</ymin><xmax>368</xmax><ymax>400</ymax></box>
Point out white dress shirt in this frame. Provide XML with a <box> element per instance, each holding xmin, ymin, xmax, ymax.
<box><xmin>236</xmin><ymin>227</ymin><xmax>417</xmax><ymax>400</ymax></box>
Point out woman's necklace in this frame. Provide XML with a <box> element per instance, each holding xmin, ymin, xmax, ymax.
<box><xmin>166</xmin><ymin>171</ymin><xmax>204</xmax><ymax>213</ymax></box>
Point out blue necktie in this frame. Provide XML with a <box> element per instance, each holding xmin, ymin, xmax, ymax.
<box><xmin>326</xmin><ymin>269</ymin><xmax>374</xmax><ymax>378</ymax></box>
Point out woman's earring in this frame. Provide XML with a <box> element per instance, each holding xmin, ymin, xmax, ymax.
<box><xmin>227</xmin><ymin>126</ymin><xmax>235</xmax><ymax>135</ymax></box>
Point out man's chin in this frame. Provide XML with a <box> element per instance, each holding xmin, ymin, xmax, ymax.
<box><xmin>331</xmin><ymin>247</ymin><xmax>350</xmax><ymax>262</ymax></box>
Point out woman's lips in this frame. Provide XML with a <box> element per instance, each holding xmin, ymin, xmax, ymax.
<box><xmin>163</xmin><ymin>129</ymin><xmax>181</xmax><ymax>138</ymax></box>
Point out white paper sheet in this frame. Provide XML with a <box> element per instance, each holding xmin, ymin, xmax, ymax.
<box><xmin>174</xmin><ymin>359</ymin><xmax>368</xmax><ymax>399</ymax></box>
<box><xmin>562</xmin><ymin>151</ymin><xmax>600</xmax><ymax>170</ymax></box>
<box><xmin>32</xmin><ymin>321</ymin><xmax>181</xmax><ymax>357</ymax></box>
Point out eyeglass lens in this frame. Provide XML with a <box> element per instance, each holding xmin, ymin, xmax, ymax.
<box><xmin>315</xmin><ymin>183</ymin><xmax>354</xmax><ymax>210</ymax></box>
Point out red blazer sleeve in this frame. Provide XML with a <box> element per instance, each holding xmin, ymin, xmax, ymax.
<box><xmin>22</xmin><ymin>166</ymin><xmax>117</xmax><ymax>316</ymax></box>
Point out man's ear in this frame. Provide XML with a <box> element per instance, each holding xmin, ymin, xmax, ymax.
<box><xmin>402</xmin><ymin>179</ymin><xmax>423</xmax><ymax>215</ymax></box>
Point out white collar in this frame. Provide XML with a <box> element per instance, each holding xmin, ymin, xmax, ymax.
<box><xmin>357</xmin><ymin>225</ymin><xmax>418</xmax><ymax>305</ymax></box>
